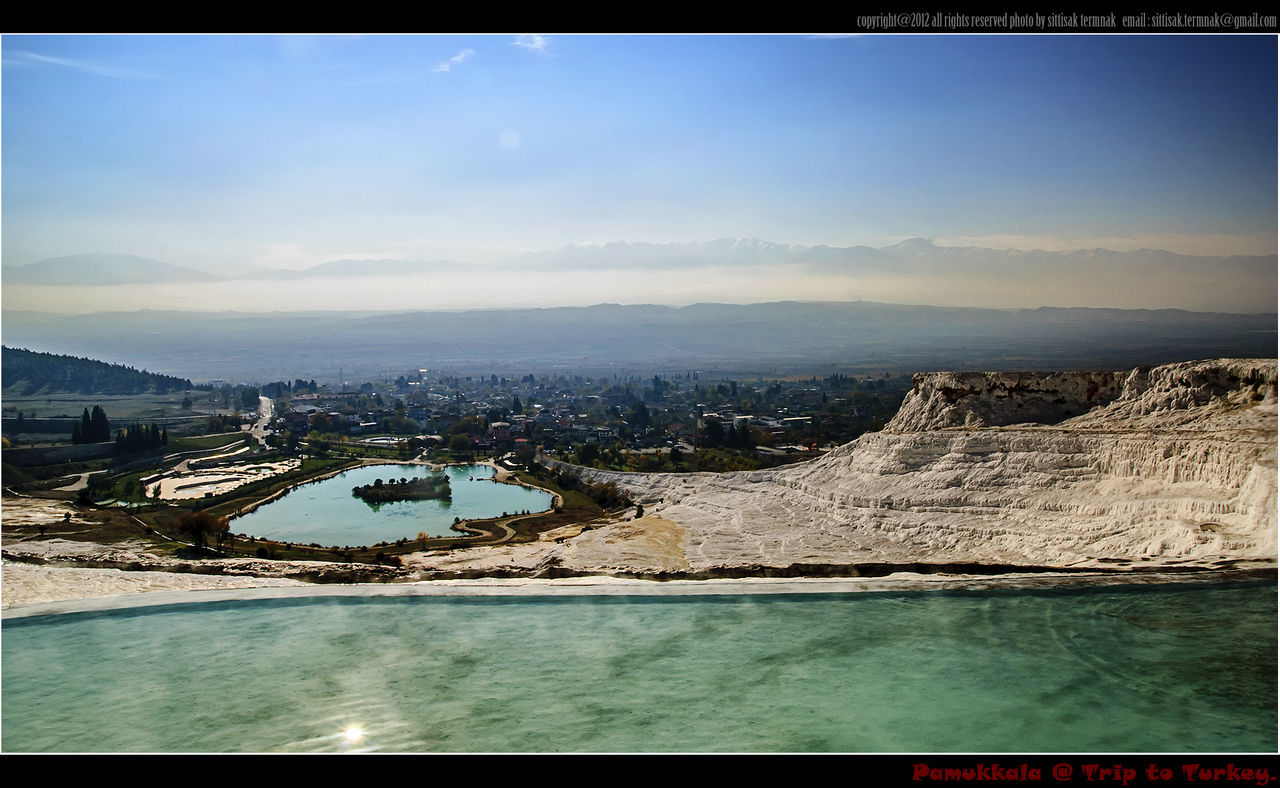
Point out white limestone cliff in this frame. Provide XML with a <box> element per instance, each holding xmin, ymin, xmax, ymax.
<box><xmin>532</xmin><ymin>358</ymin><xmax>1276</xmax><ymax>575</ymax></box>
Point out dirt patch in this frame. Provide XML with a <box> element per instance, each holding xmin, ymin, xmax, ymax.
<box><xmin>564</xmin><ymin>515</ymin><xmax>691</xmax><ymax>573</ymax></box>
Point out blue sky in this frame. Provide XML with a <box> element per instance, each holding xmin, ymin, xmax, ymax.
<box><xmin>1</xmin><ymin>34</ymin><xmax>1275</xmax><ymax>310</ymax></box>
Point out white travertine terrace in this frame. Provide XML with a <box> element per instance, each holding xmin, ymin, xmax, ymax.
<box><xmin>548</xmin><ymin>358</ymin><xmax>1277</xmax><ymax>573</ymax></box>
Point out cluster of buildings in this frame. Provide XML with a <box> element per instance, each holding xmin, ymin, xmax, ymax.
<box><xmin>263</xmin><ymin>369</ymin><xmax>907</xmax><ymax>458</ymax></box>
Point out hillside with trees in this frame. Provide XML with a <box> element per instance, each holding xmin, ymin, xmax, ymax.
<box><xmin>2</xmin><ymin>346</ymin><xmax>193</xmax><ymax>395</ymax></box>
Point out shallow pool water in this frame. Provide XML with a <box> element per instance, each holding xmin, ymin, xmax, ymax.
<box><xmin>229</xmin><ymin>464</ymin><xmax>551</xmax><ymax>546</ymax></box>
<box><xmin>3</xmin><ymin>581</ymin><xmax>1274</xmax><ymax>753</ymax></box>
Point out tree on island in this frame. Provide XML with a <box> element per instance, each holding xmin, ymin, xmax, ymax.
<box><xmin>352</xmin><ymin>473</ymin><xmax>451</xmax><ymax>504</ymax></box>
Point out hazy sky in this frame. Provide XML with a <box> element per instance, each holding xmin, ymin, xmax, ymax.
<box><xmin>2</xmin><ymin>34</ymin><xmax>1276</xmax><ymax>311</ymax></box>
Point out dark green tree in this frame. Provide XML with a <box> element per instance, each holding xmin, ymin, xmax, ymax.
<box><xmin>627</xmin><ymin>402</ymin><xmax>651</xmax><ymax>429</ymax></box>
<box><xmin>90</xmin><ymin>406</ymin><xmax>110</xmax><ymax>442</ymax></box>
<box><xmin>73</xmin><ymin>406</ymin><xmax>111</xmax><ymax>443</ymax></box>
<box><xmin>576</xmin><ymin>442</ymin><xmax>600</xmax><ymax>467</ymax></box>
<box><xmin>175</xmin><ymin>511</ymin><xmax>230</xmax><ymax>552</ymax></box>
<box><xmin>513</xmin><ymin>442</ymin><xmax>536</xmax><ymax>467</ymax></box>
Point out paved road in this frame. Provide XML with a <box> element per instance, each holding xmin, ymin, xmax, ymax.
<box><xmin>247</xmin><ymin>395</ymin><xmax>274</xmax><ymax>448</ymax></box>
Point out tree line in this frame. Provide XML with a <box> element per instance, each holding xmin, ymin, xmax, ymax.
<box><xmin>260</xmin><ymin>379</ymin><xmax>318</xmax><ymax>398</ymax></box>
<box><xmin>71</xmin><ymin>406</ymin><xmax>112</xmax><ymax>443</ymax></box>
<box><xmin>68</xmin><ymin>406</ymin><xmax>168</xmax><ymax>453</ymax></box>
<box><xmin>116</xmin><ymin>422</ymin><xmax>169</xmax><ymax>454</ymax></box>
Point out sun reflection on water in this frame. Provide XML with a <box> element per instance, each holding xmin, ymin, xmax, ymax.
<box><xmin>332</xmin><ymin>724</ymin><xmax>374</xmax><ymax>753</ymax></box>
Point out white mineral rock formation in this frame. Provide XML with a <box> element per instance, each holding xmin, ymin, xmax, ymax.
<box><xmin>549</xmin><ymin>358</ymin><xmax>1276</xmax><ymax>574</ymax></box>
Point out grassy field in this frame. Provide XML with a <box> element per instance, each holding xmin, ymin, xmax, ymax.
<box><xmin>168</xmin><ymin>432</ymin><xmax>248</xmax><ymax>452</ymax></box>
<box><xmin>322</xmin><ymin>443</ymin><xmax>416</xmax><ymax>460</ymax></box>
<box><xmin>88</xmin><ymin>467</ymin><xmax>156</xmax><ymax>502</ymax></box>
<box><xmin>1</xmin><ymin>391</ymin><xmax>220</xmax><ymax>421</ymax></box>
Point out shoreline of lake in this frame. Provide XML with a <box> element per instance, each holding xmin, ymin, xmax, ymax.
<box><xmin>228</xmin><ymin>462</ymin><xmax>554</xmax><ymax>547</ymax></box>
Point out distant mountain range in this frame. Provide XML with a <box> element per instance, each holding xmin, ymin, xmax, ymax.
<box><xmin>5</xmin><ymin>239</ymin><xmax>1274</xmax><ymax>286</ymax></box>
<box><xmin>2</xmin><ymin>254</ymin><xmax>220</xmax><ymax>285</ymax></box>
<box><xmin>238</xmin><ymin>258</ymin><xmax>458</xmax><ymax>280</ymax></box>
<box><xmin>1</xmin><ymin>254</ymin><xmax>461</xmax><ymax>286</ymax></box>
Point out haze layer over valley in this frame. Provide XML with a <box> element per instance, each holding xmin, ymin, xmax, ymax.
<box><xmin>4</xmin><ymin>239</ymin><xmax>1276</xmax><ymax>315</ymax></box>
<box><xmin>4</xmin><ymin>300</ymin><xmax>1274</xmax><ymax>384</ymax></box>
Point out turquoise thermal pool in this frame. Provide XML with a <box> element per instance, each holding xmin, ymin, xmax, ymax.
<box><xmin>3</xmin><ymin>580</ymin><xmax>1274</xmax><ymax>753</ymax></box>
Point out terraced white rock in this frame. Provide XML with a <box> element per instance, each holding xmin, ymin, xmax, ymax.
<box><xmin>569</xmin><ymin>358</ymin><xmax>1276</xmax><ymax>573</ymax></box>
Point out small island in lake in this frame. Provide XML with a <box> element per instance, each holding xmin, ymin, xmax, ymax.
<box><xmin>352</xmin><ymin>473</ymin><xmax>451</xmax><ymax>504</ymax></box>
